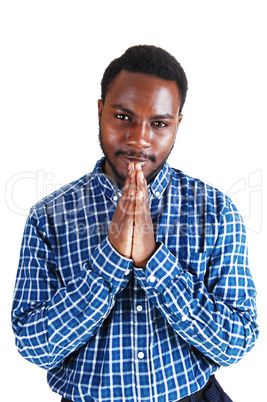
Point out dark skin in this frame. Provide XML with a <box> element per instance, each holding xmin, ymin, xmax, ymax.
<box><xmin>98</xmin><ymin>71</ymin><xmax>183</xmax><ymax>267</ymax></box>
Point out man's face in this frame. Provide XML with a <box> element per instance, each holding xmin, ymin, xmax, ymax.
<box><xmin>98</xmin><ymin>70</ymin><xmax>183</xmax><ymax>189</ymax></box>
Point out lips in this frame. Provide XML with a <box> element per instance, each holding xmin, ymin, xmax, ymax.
<box><xmin>119</xmin><ymin>154</ymin><xmax>150</xmax><ymax>165</ymax></box>
<box><xmin>116</xmin><ymin>149</ymin><xmax>155</xmax><ymax>163</ymax></box>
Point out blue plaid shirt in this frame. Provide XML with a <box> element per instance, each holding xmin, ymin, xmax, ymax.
<box><xmin>12</xmin><ymin>158</ymin><xmax>259</xmax><ymax>402</ymax></box>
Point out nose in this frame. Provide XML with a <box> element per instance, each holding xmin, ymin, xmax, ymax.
<box><xmin>125</xmin><ymin>122</ymin><xmax>151</xmax><ymax>149</ymax></box>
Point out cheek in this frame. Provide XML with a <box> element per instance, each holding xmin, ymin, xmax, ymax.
<box><xmin>154</xmin><ymin>134</ymin><xmax>176</xmax><ymax>155</ymax></box>
<box><xmin>100</xmin><ymin>127</ymin><xmax>116</xmax><ymax>149</ymax></box>
<box><xmin>101</xmin><ymin>121</ymin><xmax>124</xmax><ymax>144</ymax></box>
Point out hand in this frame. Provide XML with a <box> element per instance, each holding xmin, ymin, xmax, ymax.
<box><xmin>108</xmin><ymin>162</ymin><xmax>156</xmax><ymax>268</ymax></box>
<box><xmin>131</xmin><ymin>164</ymin><xmax>156</xmax><ymax>267</ymax></box>
<box><xmin>108</xmin><ymin>163</ymin><xmax>136</xmax><ymax>259</ymax></box>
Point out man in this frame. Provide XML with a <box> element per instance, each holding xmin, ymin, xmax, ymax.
<box><xmin>12</xmin><ymin>45</ymin><xmax>259</xmax><ymax>401</ymax></box>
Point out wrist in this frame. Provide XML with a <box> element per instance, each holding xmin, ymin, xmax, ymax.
<box><xmin>133</xmin><ymin>242</ymin><xmax>158</xmax><ymax>268</ymax></box>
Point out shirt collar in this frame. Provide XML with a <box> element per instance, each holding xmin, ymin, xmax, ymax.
<box><xmin>93</xmin><ymin>158</ymin><xmax>122</xmax><ymax>203</ymax></box>
<box><xmin>148</xmin><ymin>161</ymin><xmax>172</xmax><ymax>200</ymax></box>
<box><xmin>93</xmin><ymin>157</ymin><xmax>172</xmax><ymax>203</ymax></box>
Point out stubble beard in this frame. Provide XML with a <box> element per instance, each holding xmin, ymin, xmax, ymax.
<box><xmin>98</xmin><ymin>126</ymin><xmax>175</xmax><ymax>187</ymax></box>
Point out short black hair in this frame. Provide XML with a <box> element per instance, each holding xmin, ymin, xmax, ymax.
<box><xmin>100</xmin><ymin>45</ymin><xmax>188</xmax><ymax>113</ymax></box>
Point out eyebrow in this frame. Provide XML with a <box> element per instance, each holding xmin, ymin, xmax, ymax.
<box><xmin>111</xmin><ymin>104</ymin><xmax>134</xmax><ymax>116</ymax></box>
<box><xmin>151</xmin><ymin>113</ymin><xmax>175</xmax><ymax>120</ymax></box>
<box><xmin>111</xmin><ymin>104</ymin><xmax>175</xmax><ymax>120</ymax></box>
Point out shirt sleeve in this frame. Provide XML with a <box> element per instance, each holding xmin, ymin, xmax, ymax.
<box><xmin>11</xmin><ymin>209</ymin><xmax>133</xmax><ymax>370</ymax></box>
<box><xmin>134</xmin><ymin>200</ymin><xmax>259</xmax><ymax>367</ymax></box>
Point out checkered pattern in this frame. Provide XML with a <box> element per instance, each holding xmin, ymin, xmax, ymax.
<box><xmin>12</xmin><ymin>158</ymin><xmax>259</xmax><ymax>402</ymax></box>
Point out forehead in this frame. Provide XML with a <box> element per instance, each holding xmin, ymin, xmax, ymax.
<box><xmin>106</xmin><ymin>70</ymin><xmax>181</xmax><ymax>115</ymax></box>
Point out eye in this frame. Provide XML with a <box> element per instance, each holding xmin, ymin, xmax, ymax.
<box><xmin>152</xmin><ymin>121</ymin><xmax>168</xmax><ymax>128</ymax></box>
<box><xmin>115</xmin><ymin>114</ymin><xmax>131</xmax><ymax>121</ymax></box>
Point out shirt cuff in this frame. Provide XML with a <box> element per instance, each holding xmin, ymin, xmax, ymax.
<box><xmin>134</xmin><ymin>242</ymin><xmax>183</xmax><ymax>294</ymax></box>
<box><xmin>134</xmin><ymin>243</ymin><xmax>194</xmax><ymax>327</ymax></box>
<box><xmin>89</xmin><ymin>236</ymin><xmax>133</xmax><ymax>294</ymax></box>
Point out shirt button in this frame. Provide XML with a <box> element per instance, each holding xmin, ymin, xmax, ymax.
<box><xmin>125</xmin><ymin>269</ymin><xmax>131</xmax><ymax>276</ymax></box>
<box><xmin>155</xmin><ymin>191</ymin><xmax>160</xmax><ymax>198</ymax></box>
<box><xmin>181</xmin><ymin>315</ymin><xmax>188</xmax><ymax>322</ymax></box>
<box><xmin>138</xmin><ymin>352</ymin><xmax>144</xmax><ymax>359</ymax></box>
<box><xmin>136</xmin><ymin>305</ymin><xmax>143</xmax><ymax>312</ymax></box>
<box><xmin>113</xmin><ymin>195</ymin><xmax>118</xmax><ymax>201</ymax></box>
<box><xmin>148</xmin><ymin>275</ymin><xmax>156</xmax><ymax>283</ymax></box>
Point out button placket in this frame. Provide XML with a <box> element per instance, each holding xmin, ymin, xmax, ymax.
<box><xmin>132</xmin><ymin>277</ymin><xmax>150</xmax><ymax>399</ymax></box>
<box><xmin>137</xmin><ymin>351</ymin><xmax>144</xmax><ymax>359</ymax></box>
<box><xmin>133</xmin><ymin>277</ymin><xmax>147</xmax><ymax>359</ymax></box>
<box><xmin>148</xmin><ymin>274</ymin><xmax>156</xmax><ymax>283</ymax></box>
<box><xmin>112</xmin><ymin>191</ymin><xmax>121</xmax><ymax>203</ymax></box>
<box><xmin>124</xmin><ymin>269</ymin><xmax>131</xmax><ymax>276</ymax></box>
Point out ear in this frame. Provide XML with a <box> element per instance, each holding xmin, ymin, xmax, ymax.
<box><xmin>98</xmin><ymin>99</ymin><xmax>104</xmax><ymax>124</ymax></box>
<box><xmin>176</xmin><ymin>113</ymin><xmax>183</xmax><ymax>130</ymax></box>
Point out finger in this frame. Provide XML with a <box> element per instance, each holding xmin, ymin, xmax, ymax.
<box><xmin>135</xmin><ymin>162</ymin><xmax>142</xmax><ymax>171</ymax></box>
<box><xmin>121</xmin><ymin>164</ymin><xmax>133</xmax><ymax>195</ymax></box>
<box><xmin>134</xmin><ymin>189</ymin><xmax>154</xmax><ymax>240</ymax></box>
<box><xmin>122</xmin><ymin>162</ymin><xmax>136</xmax><ymax>197</ymax></box>
<box><xmin>135</xmin><ymin>169</ymin><xmax>152</xmax><ymax>229</ymax></box>
<box><xmin>136</xmin><ymin>169</ymin><xmax>149</xmax><ymax>201</ymax></box>
<box><xmin>134</xmin><ymin>189</ymin><xmax>144</xmax><ymax>226</ymax></box>
<box><xmin>118</xmin><ymin>166</ymin><xmax>136</xmax><ymax>218</ymax></box>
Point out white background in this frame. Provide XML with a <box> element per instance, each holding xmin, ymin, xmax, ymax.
<box><xmin>1</xmin><ymin>1</ymin><xmax>266</xmax><ymax>400</ymax></box>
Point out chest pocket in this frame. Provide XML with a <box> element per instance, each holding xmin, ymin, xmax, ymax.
<box><xmin>178</xmin><ymin>250</ymin><xmax>208</xmax><ymax>282</ymax></box>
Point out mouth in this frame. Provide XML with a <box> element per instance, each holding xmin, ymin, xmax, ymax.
<box><xmin>117</xmin><ymin>151</ymin><xmax>155</xmax><ymax>166</ymax></box>
<box><xmin>119</xmin><ymin>154</ymin><xmax>151</xmax><ymax>166</ymax></box>
<box><xmin>122</xmin><ymin>154</ymin><xmax>149</xmax><ymax>161</ymax></box>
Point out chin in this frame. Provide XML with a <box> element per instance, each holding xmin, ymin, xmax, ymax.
<box><xmin>144</xmin><ymin>163</ymin><xmax>164</xmax><ymax>184</ymax></box>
